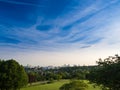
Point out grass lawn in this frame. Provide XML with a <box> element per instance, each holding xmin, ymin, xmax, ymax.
<box><xmin>21</xmin><ymin>80</ymin><xmax>101</xmax><ymax>90</ymax></box>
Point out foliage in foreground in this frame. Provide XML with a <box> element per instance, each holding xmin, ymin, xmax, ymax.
<box><xmin>0</xmin><ymin>59</ymin><xmax>28</xmax><ymax>90</ymax></box>
<box><xmin>87</xmin><ymin>55</ymin><xmax>120</xmax><ymax>90</ymax></box>
<box><xmin>59</xmin><ymin>80</ymin><xmax>88</xmax><ymax>90</ymax></box>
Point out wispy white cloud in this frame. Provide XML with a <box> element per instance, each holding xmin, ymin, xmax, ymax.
<box><xmin>1</xmin><ymin>0</ymin><xmax>120</xmax><ymax>66</ymax></box>
<box><xmin>0</xmin><ymin>0</ymin><xmax>45</xmax><ymax>7</ymax></box>
<box><xmin>1</xmin><ymin>0</ymin><xmax>120</xmax><ymax>52</ymax></box>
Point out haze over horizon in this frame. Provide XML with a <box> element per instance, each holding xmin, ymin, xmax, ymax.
<box><xmin>0</xmin><ymin>0</ymin><xmax>120</xmax><ymax>66</ymax></box>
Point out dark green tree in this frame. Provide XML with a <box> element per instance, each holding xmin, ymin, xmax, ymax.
<box><xmin>27</xmin><ymin>72</ymin><xmax>37</xmax><ymax>85</ymax></box>
<box><xmin>59</xmin><ymin>80</ymin><xmax>88</xmax><ymax>90</ymax></box>
<box><xmin>87</xmin><ymin>55</ymin><xmax>120</xmax><ymax>90</ymax></box>
<box><xmin>0</xmin><ymin>59</ymin><xmax>28</xmax><ymax>90</ymax></box>
<box><xmin>54</xmin><ymin>74</ymin><xmax>62</xmax><ymax>81</ymax></box>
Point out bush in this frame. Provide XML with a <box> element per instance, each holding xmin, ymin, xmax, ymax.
<box><xmin>59</xmin><ymin>80</ymin><xmax>88</xmax><ymax>90</ymax></box>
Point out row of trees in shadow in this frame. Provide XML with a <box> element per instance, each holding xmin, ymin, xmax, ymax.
<box><xmin>25</xmin><ymin>64</ymin><xmax>95</xmax><ymax>84</ymax></box>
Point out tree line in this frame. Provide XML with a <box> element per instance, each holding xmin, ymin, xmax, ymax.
<box><xmin>25</xmin><ymin>65</ymin><xmax>95</xmax><ymax>84</ymax></box>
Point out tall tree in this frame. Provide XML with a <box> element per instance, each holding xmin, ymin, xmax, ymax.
<box><xmin>0</xmin><ymin>59</ymin><xmax>28</xmax><ymax>90</ymax></box>
<box><xmin>87</xmin><ymin>55</ymin><xmax>120</xmax><ymax>90</ymax></box>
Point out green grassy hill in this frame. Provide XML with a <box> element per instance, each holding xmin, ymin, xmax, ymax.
<box><xmin>21</xmin><ymin>80</ymin><xmax>101</xmax><ymax>90</ymax></box>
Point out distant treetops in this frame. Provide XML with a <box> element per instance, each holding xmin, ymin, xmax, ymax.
<box><xmin>0</xmin><ymin>59</ymin><xmax>28</xmax><ymax>90</ymax></box>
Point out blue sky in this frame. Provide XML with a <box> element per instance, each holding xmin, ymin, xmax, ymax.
<box><xmin>0</xmin><ymin>0</ymin><xmax>120</xmax><ymax>66</ymax></box>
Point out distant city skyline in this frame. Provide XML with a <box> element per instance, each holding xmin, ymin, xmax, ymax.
<box><xmin>0</xmin><ymin>0</ymin><xmax>120</xmax><ymax>66</ymax></box>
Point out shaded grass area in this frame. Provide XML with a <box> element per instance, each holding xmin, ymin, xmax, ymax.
<box><xmin>21</xmin><ymin>80</ymin><xmax>101</xmax><ymax>90</ymax></box>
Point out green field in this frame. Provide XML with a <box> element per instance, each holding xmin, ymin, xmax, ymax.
<box><xmin>21</xmin><ymin>80</ymin><xmax>101</xmax><ymax>90</ymax></box>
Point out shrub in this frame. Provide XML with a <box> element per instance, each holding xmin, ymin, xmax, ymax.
<box><xmin>59</xmin><ymin>80</ymin><xmax>88</xmax><ymax>90</ymax></box>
